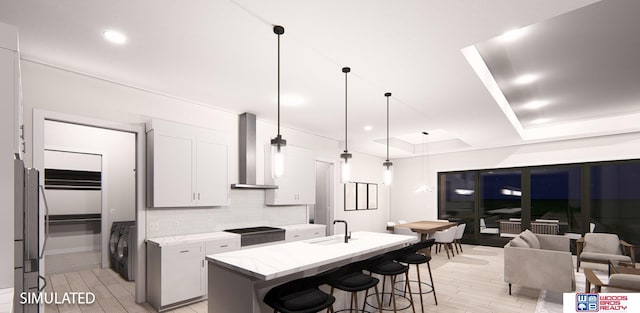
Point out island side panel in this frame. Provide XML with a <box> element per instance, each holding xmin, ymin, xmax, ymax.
<box><xmin>208</xmin><ymin>263</ymin><xmax>257</xmax><ymax>313</ymax></box>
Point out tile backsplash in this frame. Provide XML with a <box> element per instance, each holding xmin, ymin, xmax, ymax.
<box><xmin>146</xmin><ymin>189</ymin><xmax>307</xmax><ymax>238</ymax></box>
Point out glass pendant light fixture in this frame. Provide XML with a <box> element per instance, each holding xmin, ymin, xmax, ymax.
<box><xmin>383</xmin><ymin>92</ymin><xmax>393</xmax><ymax>185</ymax></box>
<box><xmin>416</xmin><ymin>131</ymin><xmax>434</xmax><ymax>193</ymax></box>
<box><xmin>270</xmin><ymin>25</ymin><xmax>287</xmax><ymax>179</ymax></box>
<box><xmin>340</xmin><ymin>67</ymin><xmax>353</xmax><ymax>184</ymax></box>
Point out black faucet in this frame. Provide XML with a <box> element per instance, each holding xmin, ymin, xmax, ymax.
<box><xmin>333</xmin><ymin>220</ymin><xmax>350</xmax><ymax>243</ymax></box>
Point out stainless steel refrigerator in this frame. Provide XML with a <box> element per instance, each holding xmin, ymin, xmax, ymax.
<box><xmin>14</xmin><ymin>155</ymin><xmax>42</xmax><ymax>313</ymax></box>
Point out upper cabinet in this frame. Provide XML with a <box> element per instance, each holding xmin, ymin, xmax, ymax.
<box><xmin>147</xmin><ymin>120</ymin><xmax>229</xmax><ymax>208</ymax></box>
<box><xmin>265</xmin><ymin>145</ymin><xmax>315</xmax><ymax>205</ymax></box>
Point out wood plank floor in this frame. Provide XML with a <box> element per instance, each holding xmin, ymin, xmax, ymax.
<box><xmin>45</xmin><ymin>244</ymin><xmax>545</xmax><ymax>313</ymax></box>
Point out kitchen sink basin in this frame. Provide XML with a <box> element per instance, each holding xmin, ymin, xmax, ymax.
<box><xmin>305</xmin><ymin>236</ymin><xmax>357</xmax><ymax>245</ymax></box>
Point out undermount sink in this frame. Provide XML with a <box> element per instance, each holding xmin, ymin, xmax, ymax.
<box><xmin>306</xmin><ymin>236</ymin><xmax>357</xmax><ymax>245</ymax></box>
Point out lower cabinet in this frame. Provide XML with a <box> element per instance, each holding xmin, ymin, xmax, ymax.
<box><xmin>147</xmin><ymin>242</ymin><xmax>205</xmax><ymax>311</ymax></box>
<box><xmin>146</xmin><ymin>236</ymin><xmax>241</xmax><ymax>312</ymax></box>
<box><xmin>284</xmin><ymin>224</ymin><xmax>326</xmax><ymax>242</ymax></box>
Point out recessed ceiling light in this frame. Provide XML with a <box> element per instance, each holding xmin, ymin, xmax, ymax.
<box><xmin>522</xmin><ymin>100</ymin><xmax>549</xmax><ymax>110</ymax></box>
<box><xmin>531</xmin><ymin>118</ymin><xmax>551</xmax><ymax>124</ymax></box>
<box><xmin>363</xmin><ymin>125</ymin><xmax>373</xmax><ymax>131</ymax></box>
<box><xmin>514</xmin><ymin>74</ymin><xmax>538</xmax><ymax>85</ymax></box>
<box><xmin>103</xmin><ymin>30</ymin><xmax>127</xmax><ymax>45</ymax></box>
<box><xmin>499</xmin><ymin>28</ymin><xmax>526</xmax><ymax>42</ymax></box>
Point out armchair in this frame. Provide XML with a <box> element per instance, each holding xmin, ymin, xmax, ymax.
<box><xmin>585</xmin><ymin>270</ymin><xmax>640</xmax><ymax>293</ymax></box>
<box><xmin>577</xmin><ymin>233</ymin><xmax>635</xmax><ymax>272</ymax></box>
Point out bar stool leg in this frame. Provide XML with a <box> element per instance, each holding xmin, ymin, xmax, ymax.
<box><xmin>427</xmin><ymin>262</ymin><xmax>437</xmax><ymax>305</ymax></box>
<box><xmin>354</xmin><ymin>291</ymin><xmax>359</xmax><ymax>313</ymax></box>
<box><xmin>327</xmin><ymin>287</ymin><xmax>335</xmax><ymax>313</ymax></box>
<box><xmin>416</xmin><ymin>264</ymin><xmax>424</xmax><ymax>313</ymax></box>
<box><xmin>405</xmin><ymin>271</ymin><xmax>416</xmax><ymax>313</ymax></box>
<box><xmin>374</xmin><ymin>285</ymin><xmax>383</xmax><ymax>313</ymax></box>
<box><xmin>362</xmin><ymin>288</ymin><xmax>369</xmax><ymax>312</ymax></box>
<box><xmin>391</xmin><ymin>275</ymin><xmax>398</xmax><ymax>312</ymax></box>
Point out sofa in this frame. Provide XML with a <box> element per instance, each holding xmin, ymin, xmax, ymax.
<box><xmin>504</xmin><ymin>229</ymin><xmax>575</xmax><ymax>294</ymax></box>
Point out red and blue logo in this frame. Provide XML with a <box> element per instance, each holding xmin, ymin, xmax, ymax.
<box><xmin>577</xmin><ymin>293</ymin><xmax>599</xmax><ymax>312</ymax></box>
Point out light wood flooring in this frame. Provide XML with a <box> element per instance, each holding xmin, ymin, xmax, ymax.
<box><xmin>45</xmin><ymin>244</ymin><xmax>544</xmax><ymax>313</ymax></box>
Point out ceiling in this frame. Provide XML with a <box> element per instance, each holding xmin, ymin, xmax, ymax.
<box><xmin>4</xmin><ymin>0</ymin><xmax>635</xmax><ymax>159</ymax></box>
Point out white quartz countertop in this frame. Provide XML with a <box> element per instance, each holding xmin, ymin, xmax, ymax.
<box><xmin>146</xmin><ymin>232</ymin><xmax>240</xmax><ymax>247</ymax></box>
<box><xmin>206</xmin><ymin>231</ymin><xmax>416</xmax><ymax>281</ymax></box>
<box><xmin>278</xmin><ymin>224</ymin><xmax>325</xmax><ymax>231</ymax></box>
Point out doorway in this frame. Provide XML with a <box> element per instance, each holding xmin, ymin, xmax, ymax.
<box><xmin>42</xmin><ymin>120</ymin><xmax>136</xmax><ymax>275</ymax></box>
<box><xmin>312</xmin><ymin>161</ymin><xmax>333</xmax><ymax>235</ymax></box>
<box><xmin>33</xmin><ymin>110</ymin><xmax>146</xmax><ymax>303</ymax></box>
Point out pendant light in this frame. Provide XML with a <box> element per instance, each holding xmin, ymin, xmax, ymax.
<box><xmin>340</xmin><ymin>67</ymin><xmax>353</xmax><ymax>184</ymax></box>
<box><xmin>270</xmin><ymin>25</ymin><xmax>286</xmax><ymax>179</ymax></box>
<box><xmin>416</xmin><ymin>132</ymin><xmax>433</xmax><ymax>193</ymax></box>
<box><xmin>382</xmin><ymin>92</ymin><xmax>393</xmax><ymax>185</ymax></box>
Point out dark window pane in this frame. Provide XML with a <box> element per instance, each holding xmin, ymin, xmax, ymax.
<box><xmin>480</xmin><ymin>170</ymin><xmax>521</xmax><ymax>245</ymax></box>
<box><xmin>438</xmin><ymin>172</ymin><xmax>475</xmax><ymax>239</ymax></box>
<box><xmin>530</xmin><ymin>167</ymin><xmax>582</xmax><ymax>235</ymax></box>
<box><xmin>591</xmin><ymin>162</ymin><xmax>640</xmax><ymax>250</ymax></box>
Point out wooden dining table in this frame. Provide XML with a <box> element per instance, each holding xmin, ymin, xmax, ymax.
<box><xmin>387</xmin><ymin>220</ymin><xmax>458</xmax><ymax>241</ymax></box>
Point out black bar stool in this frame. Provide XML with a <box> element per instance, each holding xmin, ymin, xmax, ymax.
<box><xmin>365</xmin><ymin>248</ymin><xmax>416</xmax><ymax>313</ymax></box>
<box><xmin>326</xmin><ymin>259</ymin><xmax>383</xmax><ymax>313</ymax></box>
<box><xmin>264</xmin><ymin>271</ymin><xmax>336</xmax><ymax>313</ymax></box>
<box><xmin>394</xmin><ymin>239</ymin><xmax>437</xmax><ymax>313</ymax></box>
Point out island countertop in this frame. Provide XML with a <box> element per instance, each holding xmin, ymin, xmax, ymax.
<box><xmin>206</xmin><ymin>231</ymin><xmax>417</xmax><ymax>281</ymax></box>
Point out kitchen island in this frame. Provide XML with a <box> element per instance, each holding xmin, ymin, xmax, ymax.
<box><xmin>206</xmin><ymin>231</ymin><xmax>416</xmax><ymax>313</ymax></box>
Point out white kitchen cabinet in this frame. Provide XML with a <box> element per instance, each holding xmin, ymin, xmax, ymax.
<box><xmin>282</xmin><ymin>224</ymin><xmax>326</xmax><ymax>242</ymax></box>
<box><xmin>265</xmin><ymin>145</ymin><xmax>316</xmax><ymax>205</ymax></box>
<box><xmin>146</xmin><ymin>233</ymin><xmax>240</xmax><ymax>311</ymax></box>
<box><xmin>147</xmin><ymin>242</ymin><xmax>205</xmax><ymax>310</ymax></box>
<box><xmin>147</xmin><ymin>120</ymin><xmax>229</xmax><ymax>207</ymax></box>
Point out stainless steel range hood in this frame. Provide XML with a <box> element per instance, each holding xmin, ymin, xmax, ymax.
<box><xmin>231</xmin><ymin>113</ymin><xmax>278</xmax><ymax>189</ymax></box>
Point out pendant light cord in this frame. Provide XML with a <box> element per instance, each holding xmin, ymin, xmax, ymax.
<box><xmin>386</xmin><ymin>95</ymin><xmax>390</xmax><ymax>162</ymax></box>
<box><xmin>421</xmin><ymin>133</ymin><xmax>425</xmax><ymax>184</ymax></box>
<box><xmin>344</xmin><ymin>70</ymin><xmax>348</xmax><ymax>151</ymax></box>
<box><xmin>277</xmin><ymin>32</ymin><xmax>281</xmax><ymax>137</ymax></box>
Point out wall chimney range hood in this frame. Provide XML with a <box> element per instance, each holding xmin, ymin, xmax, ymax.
<box><xmin>231</xmin><ymin>113</ymin><xmax>278</xmax><ymax>189</ymax></box>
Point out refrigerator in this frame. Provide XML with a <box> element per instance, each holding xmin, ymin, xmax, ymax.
<box><xmin>14</xmin><ymin>155</ymin><xmax>42</xmax><ymax>313</ymax></box>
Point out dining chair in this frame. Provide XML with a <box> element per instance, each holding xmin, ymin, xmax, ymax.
<box><xmin>433</xmin><ymin>227</ymin><xmax>457</xmax><ymax>259</ymax></box>
<box><xmin>453</xmin><ymin>224</ymin><xmax>466</xmax><ymax>254</ymax></box>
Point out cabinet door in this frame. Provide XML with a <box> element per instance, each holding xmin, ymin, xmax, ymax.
<box><xmin>152</xmin><ymin>132</ymin><xmax>194</xmax><ymax>207</ymax></box>
<box><xmin>195</xmin><ymin>138</ymin><xmax>229</xmax><ymax>206</ymax></box>
<box><xmin>293</xmin><ymin>147</ymin><xmax>316</xmax><ymax>204</ymax></box>
<box><xmin>161</xmin><ymin>243</ymin><xmax>205</xmax><ymax>306</ymax></box>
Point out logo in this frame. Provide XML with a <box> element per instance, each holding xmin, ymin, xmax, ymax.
<box><xmin>576</xmin><ymin>293</ymin><xmax>599</xmax><ymax>312</ymax></box>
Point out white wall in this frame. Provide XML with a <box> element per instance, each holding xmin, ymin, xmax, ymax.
<box><xmin>20</xmin><ymin>61</ymin><xmax>390</xmax><ymax>239</ymax></box>
<box><xmin>0</xmin><ymin>21</ymin><xmax>18</xmax><ymax>289</ymax></box>
<box><xmin>390</xmin><ymin>133</ymin><xmax>640</xmax><ymax>222</ymax></box>
<box><xmin>333</xmin><ymin>152</ymin><xmax>390</xmax><ymax>234</ymax></box>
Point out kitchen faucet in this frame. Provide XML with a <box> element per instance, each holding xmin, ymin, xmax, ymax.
<box><xmin>333</xmin><ymin>220</ymin><xmax>351</xmax><ymax>243</ymax></box>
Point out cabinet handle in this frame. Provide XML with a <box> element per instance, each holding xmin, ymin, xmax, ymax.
<box><xmin>202</xmin><ymin>260</ymin><xmax>204</xmax><ymax>267</ymax></box>
<box><xmin>294</xmin><ymin>235</ymin><xmax>300</xmax><ymax>238</ymax></box>
<box><xmin>198</xmin><ymin>193</ymin><xmax>200</xmax><ymax>200</ymax></box>
<box><xmin>192</xmin><ymin>193</ymin><xmax>195</xmax><ymax>200</ymax></box>
<box><xmin>219</xmin><ymin>244</ymin><xmax>228</xmax><ymax>248</ymax></box>
<box><xmin>179</xmin><ymin>250</ymin><xmax>190</xmax><ymax>253</ymax></box>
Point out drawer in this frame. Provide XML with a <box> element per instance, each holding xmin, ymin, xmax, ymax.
<box><xmin>205</xmin><ymin>238</ymin><xmax>240</xmax><ymax>255</ymax></box>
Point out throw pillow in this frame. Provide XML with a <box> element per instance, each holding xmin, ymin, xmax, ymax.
<box><xmin>510</xmin><ymin>236</ymin><xmax>530</xmax><ymax>248</ymax></box>
<box><xmin>520</xmin><ymin>229</ymin><xmax>541</xmax><ymax>249</ymax></box>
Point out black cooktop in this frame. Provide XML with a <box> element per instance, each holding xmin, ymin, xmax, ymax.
<box><xmin>224</xmin><ymin>226</ymin><xmax>284</xmax><ymax>234</ymax></box>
